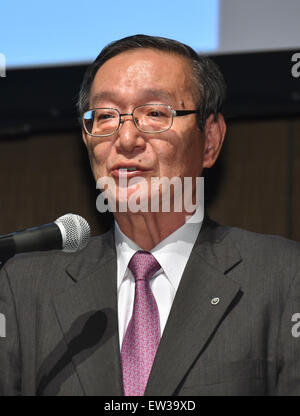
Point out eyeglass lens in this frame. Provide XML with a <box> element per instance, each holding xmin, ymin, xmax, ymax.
<box><xmin>83</xmin><ymin>104</ymin><xmax>173</xmax><ymax>136</ymax></box>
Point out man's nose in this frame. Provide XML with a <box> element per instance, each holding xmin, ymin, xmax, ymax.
<box><xmin>116</xmin><ymin>116</ymin><xmax>146</xmax><ymax>152</ymax></box>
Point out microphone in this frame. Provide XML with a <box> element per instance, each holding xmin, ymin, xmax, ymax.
<box><xmin>0</xmin><ymin>214</ymin><xmax>91</xmax><ymax>262</ymax></box>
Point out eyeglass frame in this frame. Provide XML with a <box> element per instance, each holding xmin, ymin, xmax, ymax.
<box><xmin>81</xmin><ymin>103</ymin><xmax>198</xmax><ymax>137</ymax></box>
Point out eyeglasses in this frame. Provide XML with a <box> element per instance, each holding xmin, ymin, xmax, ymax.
<box><xmin>82</xmin><ymin>104</ymin><xmax>197</xmax><ymax>137</ymax></box>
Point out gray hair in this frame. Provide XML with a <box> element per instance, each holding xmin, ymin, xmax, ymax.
<box><xmin>77</xmin><ymin>34</ymin><xmax>226</xmax><ymax>131</ymax></box>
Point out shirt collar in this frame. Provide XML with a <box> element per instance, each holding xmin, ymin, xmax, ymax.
<box><xmin>114</xmin><ymin>204</ymin><xmax>204</xmax><ymax>291</ymax></box>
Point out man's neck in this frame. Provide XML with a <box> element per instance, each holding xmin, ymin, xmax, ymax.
<box><xmin>114</xmin><ymin>211</ymin><xmax>193</xmax><ymax>251</ymax></box>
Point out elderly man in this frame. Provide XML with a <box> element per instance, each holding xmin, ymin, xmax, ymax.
<box><xmin>1</xmin><ymin>34</ymin><xmax>300</xmax><ymax>396</ymax></box>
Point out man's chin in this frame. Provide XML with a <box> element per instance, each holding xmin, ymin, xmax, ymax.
<box><xmin>109</xmin><ymin>187</ymin><xmax>151</xmax><ymax>214</ymax></box>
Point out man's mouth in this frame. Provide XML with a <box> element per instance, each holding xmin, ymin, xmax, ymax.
<box><xmin>119</xmin><ymin>167</ymin><xmax>138</xmax><ymax>172</ymax></box>
<box><xmin>111</xmin><ymin>166</ymin><xmax>149</xmax><ymax>178</ymax></box>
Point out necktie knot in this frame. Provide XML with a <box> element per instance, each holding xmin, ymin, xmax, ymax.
<box><xmin>128</xmin><ymin>250</ymin><xmax>161</xmax><ymax>282</ymax></box>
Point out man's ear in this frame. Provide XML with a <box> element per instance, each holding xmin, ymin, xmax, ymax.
<box><xmin>202</xmin><ymin>113</ymin><xmax>226</xmax><ymax>169</ymax></box>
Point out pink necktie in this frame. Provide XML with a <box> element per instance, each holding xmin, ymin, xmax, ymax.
<box><xmin>121</xmin><ymin>250</ymin><xmax>161</xmax><ymax>396</ymax></box>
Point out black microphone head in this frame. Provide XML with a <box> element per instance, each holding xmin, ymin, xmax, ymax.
<box><xmin>55</xmin><ymin>214</ymin><xmax>90</xmax><ymax>253</ymax></box>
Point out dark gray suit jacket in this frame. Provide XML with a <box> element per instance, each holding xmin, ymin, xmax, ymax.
<box><xmin>1</xmin><ymin>219</ymin><xmax>300</xmax><ymax>396</ymax></box>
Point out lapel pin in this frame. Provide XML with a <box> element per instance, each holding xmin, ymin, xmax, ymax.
<box><xmin>211</xmin><ymin>297</ymin><xmax>220</xmax><ymax>305</ymax></box>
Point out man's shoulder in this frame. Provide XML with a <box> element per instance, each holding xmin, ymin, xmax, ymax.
<box><xmin>216</xmin><ymin>223</ymin><xmax>300</xmax><ymax>282</ymax></box>
<box><xmin>1</xmin><ymin>230</ymin><xmax>114</xmax><ymax>298</ymax></box>
<box><xmin>223</xmin><ymin>224</ymin><xmax>300</xmax><ymax>255</ymax></box>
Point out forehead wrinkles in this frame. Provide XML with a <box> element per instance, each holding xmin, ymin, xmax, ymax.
<box><xmin>124</xmin><ymin>59</ymin><xmax>156</xmax><ymax>83</ymax></box>
<box><xmin>91</xmin><ymin>50</ymin><xmax>195</xmax><ymax>105</ymax></box>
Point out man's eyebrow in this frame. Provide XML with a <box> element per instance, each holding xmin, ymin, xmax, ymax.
<box><xmin>139</xmin><ymin>89</ymin><xmax>175</xmax><ymax>101</ymax></box>
<box><xmin>90</xmin><ymin>91</ymin><xmax>115</xmax><ymax>106</ymax></box>
<box><xmin>90</xmin><ymin>89</ymin><xmax>175</xmax><ymax>107</ymax></box>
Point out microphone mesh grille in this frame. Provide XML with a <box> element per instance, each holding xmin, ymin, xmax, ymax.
<box><xmin>56</xmin><ymin>214</ymin><xmax>90</xmax><ymax>253</ymax></box>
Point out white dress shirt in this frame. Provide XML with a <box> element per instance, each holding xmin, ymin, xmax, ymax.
<box><xmin>115</xmin><ymin>206</ymin><xmax>203</xmax><ymax>349</ymax></box>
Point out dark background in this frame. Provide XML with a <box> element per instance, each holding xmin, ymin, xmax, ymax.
<box><xmin>0</xmin><ymin>49</ymin><xmax>300</xmax><ymax>239</ymax></box>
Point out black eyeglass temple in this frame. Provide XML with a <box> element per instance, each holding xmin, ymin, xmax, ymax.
<box><xmin>174</xmin><ymin>110</ymin><xmax>197</xmax><ymax>117</ymax></box>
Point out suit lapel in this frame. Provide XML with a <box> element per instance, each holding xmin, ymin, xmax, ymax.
<box><xmin>145</xmin><ymin>219</ymin><xmax>243</xmax><ymax>396</ymax></box>
<box><xmin>49</xmin><ymin>220</ymin><xmax>243</xmax><ymax>396</ymax></box>
<box><xmin>51</xmin><ymin>230</ymin><xmax>123</xmax><ymax>396</ymax></box>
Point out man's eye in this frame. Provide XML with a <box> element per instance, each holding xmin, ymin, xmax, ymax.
<box><xmin>97</xmin><ymin>113</ymin><xmax>115</xmax><ymax>120</ymax></box>
<box><xmin>148</xmin><ymin>111</ymin><xmax>164</xmax><ymax>118</ymax></box>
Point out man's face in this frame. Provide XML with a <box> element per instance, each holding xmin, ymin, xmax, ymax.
<box><xmin>83</xmin><ymin>49</ymin><xmax>207</xmax><ymax>209</ymax></box>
